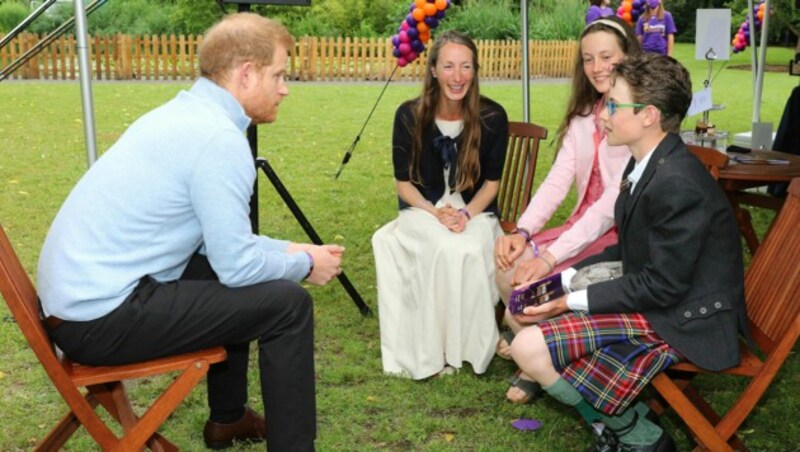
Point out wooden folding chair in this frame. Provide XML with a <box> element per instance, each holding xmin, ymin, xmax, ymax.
<box><xmin>0</xmin><ymin>225</ymin><xmax>226</xmax><ymax>451</ymax></box>
<box><xmin>497</xmin><ymin>121</ymin><xmax>548</xmax><ymax>233</ymax></box>
<box><xmin>687</xmin><ymin>144</ymin><xmax>729</xmax><ymax>180</ymax></box>
<box><xmin>647</xmin><ymin>178</ymin><xmax>800</xmax><ymax>451</ymax></box>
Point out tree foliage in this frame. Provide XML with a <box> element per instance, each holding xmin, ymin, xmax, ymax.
<box><xmin>1</xmin><ymin>0</ymin><xmax>796</xmax><ymax>45</ymax></box>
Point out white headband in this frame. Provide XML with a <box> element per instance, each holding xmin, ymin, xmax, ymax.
<box><xmin>585</xmin><ymin>19</ymin><xmax>628</xmax><ymax>38</ymax></box>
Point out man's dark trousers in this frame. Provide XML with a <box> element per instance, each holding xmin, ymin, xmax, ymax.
<box><xmin>50</xmin><ymin>254</ymin><xmax>316</xmax><ymax>451</ymax></box>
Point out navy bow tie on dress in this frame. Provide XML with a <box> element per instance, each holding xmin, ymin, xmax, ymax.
<box><xmin>433</xmin><ymin>135</ymin><xmax>458</xmax><ymax>190</ymax></box>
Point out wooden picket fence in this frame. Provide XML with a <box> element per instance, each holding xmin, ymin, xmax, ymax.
<box><xmin>0</xmin><ymin>33</ymin><xmax>577</xmax><ymax>82</ymax></box>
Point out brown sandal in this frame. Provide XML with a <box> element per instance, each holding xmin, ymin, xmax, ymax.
<box><xmin>496</xmin><ymin>330</ymin><xmax>514</xmax><ymax>360</ymax></box>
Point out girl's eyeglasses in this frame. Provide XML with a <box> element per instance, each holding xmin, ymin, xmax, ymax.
<box><xmin>606</xmin><ymin>100</ymin><xmax>646</xmax><ymax>116</ymax></box>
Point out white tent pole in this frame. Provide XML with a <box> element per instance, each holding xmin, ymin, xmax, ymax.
<box><xmin>753</xmin><ymin>0</ymin><xmax>769</xmax><ymax>123</ymax></box>
<box><xmin>746</xmin><ymin>0</ymin><xmax>756</xmax><ymax>96</ymax></box>
<box><xmin>521</xmin><ymin>0</ymin><xmax>530</xmax><ymax>122</ymax></box>
<box><xmin>74</xmin><ymin>0</ymin><xmax>98</xmax><ymax>166</ymax></box>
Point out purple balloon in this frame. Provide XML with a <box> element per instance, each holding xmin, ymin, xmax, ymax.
<box><xmin>741</xmin><ymin>21</ymin><xmax>749</xmax><ymax>30</ymax></box>
<box><xmin>411</xmin><ymin>39</ymin><xmax>425</xmax><ymax>53</ymax></box>
<box><xmin>391</xmin><ymin>35</ymin><xmax>400</xmax><ymax>47</ymax></box>
<box><xmin>424</xmin><ymin>17</ymin><xmax>439</xmax><ymax>28</ymax></box>
<box><xmin>406</xmin><ymin>16</ymin><xmax>417</xmax><ymax>28</ymax></box>
<box><xmin>409</xmin><ymin>3</ymin><xmax>415</xmax><ymax>13</ymax></box>
<box><xmin>393</xmin><ymin>47</ymin><xmax>401</xmax><ymax>58</ymax></box>
<box><xmin>632</xmin><ymin>0</ymin><xmax>642</xmax><ymax>6</ymax></box>
<box><xmin>399</xmin><ymin>42</ymin><xmax>412</xmax><ymax>55</ymax></box>
<box><xmin>436</xmin><ymin>10</ymin><xmax>445</xmax><ymax>19</ymax></box>
<box><xmin>407</xmin><ymin>27</ymin><xmax>419</xmax><ymax>39</ymax></box>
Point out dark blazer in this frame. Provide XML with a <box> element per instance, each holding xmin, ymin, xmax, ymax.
<box><xmin>575</xmin><ymin>133</ymin><xmax>749</xmax><ymax>371</ymax></box>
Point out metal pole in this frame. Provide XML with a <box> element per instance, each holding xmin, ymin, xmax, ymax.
<box><xmin>74</xmin><ymin>0</ymin><xmax>98</xmax><ymax>166</ymax></box>
<box><xmin>520</xmin><ymin>0</ymin><xmax>530</xmax><ymax>123</ymax></box>
<box><xmin>746</xmin><ymin>0</ymin><xmax>757</xmax><ymax>112</ymax></box>
<box><xmin>753</xmin><ymin>0</ymin><xmax>769</xmax><ymax>123</ymax></box>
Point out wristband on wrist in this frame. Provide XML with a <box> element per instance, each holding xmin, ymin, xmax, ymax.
<box><xmin>512</xmin><ymin>227</ymin><xmax>531</xmax><ymax>243</ymax></box>
<box><xmin>304</xmin><ymin>251</ymin><xmax>314</xmax><ymax>279</ymax></box>
<box><xmin>531</xmin><ymin>240</ymin><xmax>539</xmax><ymax>258</ymax></box>
<box><xmin>458</xmin><ymin>208</ymin><xmax>471</xmax><ymax>220</ymax></box>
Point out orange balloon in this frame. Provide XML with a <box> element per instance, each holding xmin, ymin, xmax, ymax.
<box><xmin>420</xmin><ymin>31</ymin><xmax>431</xmax><ymax>43</ymax></box>
<box><xmin>435</xmin><ymin>0</ymin><xmax>447</xmax><ymax>11</ymax></box>
<box><xmin>757</xmin><ymin>9</ymin><xmax>764</xmax><ymax>21</ymax></box>
<box><xmin>417</xmin><ymin>21</ymin><xmax>430</xmax><ymax>33</ymax></box>
<box><xmin>423</xmin><ymin>3</ymin><xmax>437</xmax><ymax>16</ymax></box>
<box><xmin>622</xmin><ymin>12</ymin><xmax>632</xmax><ymax>22</ymax></box>
<box><xmin>758</xmin><ymin>3</ymin><xmax>765</xmax><ymax>10</ymax></box>
<box><xmin>623</xmin><ymin>2</ymin><xmax>632</xmax><ymax>12</ymax></box>
<box><xmin>415</xmin><ymin>0</ymin><xmax>426</xmax><ymax>8</ymax></box>
<box><xmin>412</xmin><ymin>7</ymin><xmax>425</xmax><ymax>22</ymax></box>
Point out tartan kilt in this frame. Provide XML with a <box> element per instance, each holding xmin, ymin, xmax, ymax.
<box><xmin>539</xmin><ymin>311</ymin><xmax>684</xmax><ymax>415</ymax></box>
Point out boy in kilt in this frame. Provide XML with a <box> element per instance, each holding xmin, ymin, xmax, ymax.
<box><xmin>507</xmin><ymin>53</ymin><xmax>750</xmax><ymax>451</ymax></box>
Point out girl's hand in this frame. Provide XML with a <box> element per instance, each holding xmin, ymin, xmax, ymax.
<box><xmin>494</xmin><ymin>234</ymin><xmax>527</xmax><ymax>270</ymax></box>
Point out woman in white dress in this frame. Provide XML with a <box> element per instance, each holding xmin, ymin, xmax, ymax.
<box><xmin>373</xmin><ymin>30</ymin><xmax>509</xmax><ymax>379</ymax></box>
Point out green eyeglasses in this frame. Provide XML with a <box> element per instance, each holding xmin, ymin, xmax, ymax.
<box><xmin>606</xmin><ymin>100</ymin><xmax>646</xmax><ymax>116</ymax></box>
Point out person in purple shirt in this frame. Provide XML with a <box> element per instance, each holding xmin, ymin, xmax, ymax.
<box><xmin>636</xmin><ymin>0</ymin><xmax>677</xmax><ymax>56</ymax></box>
<box><xmin>586</xmin><ymin>0</ymin><xmax>614</xmax><ymax>25</ymax></box>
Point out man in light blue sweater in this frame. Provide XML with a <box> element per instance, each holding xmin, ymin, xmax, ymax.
<box><xmin>36</xmin><ymin>13</ymin><xmax>342</xmax><ymax>451</ymax></box>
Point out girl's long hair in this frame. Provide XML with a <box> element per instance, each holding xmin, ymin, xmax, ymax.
<box><xmin>554</xmin><ymin>16</ymin><xmax>641</xmax><ymax>152</ymax></box>
<box><xmin>408</xmin><ymin>30</ymin><xmax>483</xmax><ymax>192</ymax></box>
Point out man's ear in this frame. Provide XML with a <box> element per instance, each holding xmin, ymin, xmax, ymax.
<box><xmin>642</xmin><ymin>105</ymin><xmax>661</xmax><ymax>128</ymax></box>
<box><xmin>237</xmin><ymin>61</ymin><xmax>257</xmax><ymax>88</ymax></box>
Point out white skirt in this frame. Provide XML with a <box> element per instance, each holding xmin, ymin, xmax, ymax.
<box><xmin>372</xmin><ymin>204</ymin><xmax>501</xmax><ymax>379</ymax></box>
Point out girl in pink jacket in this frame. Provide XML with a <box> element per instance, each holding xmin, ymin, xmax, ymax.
<box><xmin>494</xmin><ymin>17</ymin><xmax>642</xmax><ymax>404</ymax></box>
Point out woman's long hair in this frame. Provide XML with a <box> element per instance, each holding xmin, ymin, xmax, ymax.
<box><xmin>644</xmin><ymin>2</ymin><xmax>665</xmax><ymax>21</ymax></box>
<box><xmin>554</xmin><ymin>16</ymin><xmax>641</xmax><ymax>152</ymax></box>
<box><xmin>408</xmin><ymin>30</ymin><xmax>483</xmax><ymax>192</ymax></box>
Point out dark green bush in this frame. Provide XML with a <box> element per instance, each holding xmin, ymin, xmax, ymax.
<box><xmin>0</xmin><ymin>1</ymin><xmax>28</xmax><ymax>34</ymax></box>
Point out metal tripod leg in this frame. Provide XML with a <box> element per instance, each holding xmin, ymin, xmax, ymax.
<box><xmin>255</xmin><ymin>157</ymin><xmax>373</xmax><ymax>317</ymax></box>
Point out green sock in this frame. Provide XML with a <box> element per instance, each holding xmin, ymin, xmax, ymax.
<box><xmin>599</xmin><ymin>406</ymin><xmax>663</xmax><ymax>446</ymax></box>
<box><xmin>543</xmin><ymin>379</ymin><xmax>662</xmax><ymax>446</ymax></box>
<box><xmin>542</xmin><ymin>378</ymin><xmax>601</xmax><ymax>426</ymax></box>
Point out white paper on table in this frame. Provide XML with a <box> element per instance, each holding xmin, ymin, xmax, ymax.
<box><xmin>688</xmin><ymin>87</ymin><xmax>713</xmax><ymax>117</ymax></box>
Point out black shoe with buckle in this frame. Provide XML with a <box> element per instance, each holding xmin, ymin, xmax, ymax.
<box><xmin>586</xmin><ymin>412</ymin><xmax>676</xmax><ymax>452</ymax></box>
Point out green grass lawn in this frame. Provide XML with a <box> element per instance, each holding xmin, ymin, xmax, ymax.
<box><xmin>1</xmin><ymin>42</ymin><xmax>798</xmax><ymax>450</ymax></box>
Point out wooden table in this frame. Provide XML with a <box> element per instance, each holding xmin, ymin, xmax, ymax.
<box><xmin>719</xmin><ymin>150</ymin><xmax>800</xmax><ymax>254</ymax></box>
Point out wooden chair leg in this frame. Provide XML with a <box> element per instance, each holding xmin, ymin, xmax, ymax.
<box><xmin>651</xmin><ymin>373</ymin><xmax>733</xmax><ymax>451</ymax></box>
<box><xmin>112</xmin><ymin>360</ymin><xmax>211</xmax><ymax>451</ymax></box>
<box><xmin>90</xmin><ymin>382</ymin><xmax>177</xmax><ymax>452</ymax></box>
<box><xmin>35</xmin><ymin>394</ymin><xmax>99</xmax><ymax>451</ymax></box>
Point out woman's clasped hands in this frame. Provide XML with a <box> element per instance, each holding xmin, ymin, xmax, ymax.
<box><xmin>435</xmin><ymin>203</ymin><xmax>469</xmax><ymax>233</ymax></box>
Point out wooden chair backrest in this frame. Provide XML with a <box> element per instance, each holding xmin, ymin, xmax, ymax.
<box><xmin>687</xmin><ymin>144</ymin><xmax>729</xmax><ymax>180</ymax></box>
<box><xmin>0</xmin><ymin>225</ymin><xmax>62</xmax><ymax>368</ymax></box>
<box><xmin>497</xmin><ymin>121</ymin><xmax>548</xmax><ymax>232</ymax></box>
<box><xmin>742</xmin><ymin>178</ymin><xmax>800</xmax><ymax>355</ymax></box>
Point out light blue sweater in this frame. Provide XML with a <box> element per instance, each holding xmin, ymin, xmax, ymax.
<box><xmin>37</xmin><ymin>78</ymin><xmax>311</xmax><ymax>321</ymax></box>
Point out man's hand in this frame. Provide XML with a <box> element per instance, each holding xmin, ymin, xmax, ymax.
<box><xmin>305</xmin><ymin>244</ymin><xmax>344</xmax><ymax>286</ymax></box>
<box><xmin>513</xmin><ymin>294</ymin><xmax>569</xmax><ymax>324</ymax></box>
<box><xmin>495</xmin><ymin>233</ymin><xmax>527</xmax><ymax>270</ymax></box>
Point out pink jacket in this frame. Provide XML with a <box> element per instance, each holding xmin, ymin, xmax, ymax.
<box><xmin>516</xmin><ymin>113</ymin><xmax>630</xmax><ymax>263</ymax></box>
